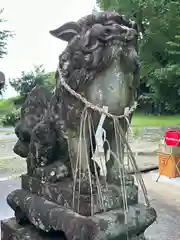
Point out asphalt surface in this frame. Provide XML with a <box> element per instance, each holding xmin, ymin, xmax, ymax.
<box><xmin>0</xmin><ymin>173</ymin><xmax>180</xmax><ymax>240</ymax></box>
<box><xmin>143</xmin><ymin>172</ymin><xmax>180</xmax><ymax>240</ymax></box>
<box><xmin>0</xmin><ymin>179</ymin><xmax>21</xmax><ymax>220</ymax></box>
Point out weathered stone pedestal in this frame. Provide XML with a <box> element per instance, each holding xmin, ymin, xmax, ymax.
<box><xmin>1</xmin><ymin>217</ymin><xmax>147</xmax><ymax>240</ymax></box>
<box><xmin>1</xmin><ymin>218</ymin><xmax>66</xmax><ymax>240</ymax></box>
<box><xmin>1</xmin><ymin>173</ymin><xmax>156</xmax><ymax>240</ymax></box>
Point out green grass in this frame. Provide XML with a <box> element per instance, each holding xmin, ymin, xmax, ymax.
<box><xmin>132</xmin><ymin>114</ymin><xmax>180</xmax><ymax>127</ymax></box>
<box><xmin>0</xmin><ymin>96</ymin><xmax>20</xmax><ymax>116</ymax></box>
<box><xmin>0</xmin><ymin>98</ymin><xmax>14</xmax><ymax>110</ymax></box>
<box><xmin>1</xmin><ymin>96</ymin><xmax>180</xmax><ymax>128</ymax></box>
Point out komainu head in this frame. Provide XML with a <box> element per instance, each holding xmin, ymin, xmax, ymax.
<box><xmin>50</xmin><ymin>12</ymin><xmax>140</xmax><ymax>92</ymax></box>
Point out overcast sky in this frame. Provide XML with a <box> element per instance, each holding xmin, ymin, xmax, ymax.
<box><xmin>1</xmin><ymin>0</ymin><xmax>95</xmax><ymax>98</ymax></box>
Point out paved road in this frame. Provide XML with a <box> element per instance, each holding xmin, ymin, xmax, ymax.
<box><xmin>0</xmin><ymin>179</ymin><xmax>21</xmax><ymax>220</ymax></box>
<box><xmin>1</xmin><ymin>173</ymin><xmax>180</xmax><ymax>239</ymax></box>
<box><xmin>143</xmin><ymin>172</ymin><xmax>180</xmax><ymax>240</ymax></box>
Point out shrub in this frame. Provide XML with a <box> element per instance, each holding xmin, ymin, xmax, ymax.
<box><xmin>1</xmin><ymin>108</ymin><xmax>20</xmax><ymax>126</ymax></box>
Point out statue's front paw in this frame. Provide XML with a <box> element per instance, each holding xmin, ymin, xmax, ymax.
<box><xmin>15</xmin><ymin>208</ymin><xmax>29</xmax><ymax>225</ymax></box>
<box><xmin>33</xmin><ymin>161</ymin><xmax>69</xmax><ymax>182</ymax></box>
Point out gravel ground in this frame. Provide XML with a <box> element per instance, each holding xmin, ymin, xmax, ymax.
<box><xmin>0</xmin><ymin>127</ymin><xmax>160</xmax><ymax>179</ymax></box>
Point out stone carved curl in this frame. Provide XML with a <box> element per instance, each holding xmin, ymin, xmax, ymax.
<box><xmin>51</xmin><ymin>12</ymin><xmax>139</xmax><ymax>90</ymax></box>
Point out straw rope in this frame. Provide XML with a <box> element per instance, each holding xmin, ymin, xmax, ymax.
<box><xmin>57</xmin><ymin>68</ymin><xmax>150</xmax><ymax>209</ymax></box>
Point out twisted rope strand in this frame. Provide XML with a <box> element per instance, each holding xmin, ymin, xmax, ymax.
<box><xmin>57</xmin><ymin>68</ymin><xmax>150</xmax><ymax>208</ymax></box>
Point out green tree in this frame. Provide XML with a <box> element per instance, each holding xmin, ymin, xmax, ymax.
<box><xmin>145</xmin><ymin>3</ymin><xmax>180</xmax><ymax>114</ymax></box>
<box><xmin>150</xmin><ymin>33</ymin><xmax>180</xmax><ymax>114</ymax></box>
<box><xmin>10</xmin><ymin>65</ymin><xmax>56</xmax><ymax>97</ymax></box>
<box><xmin>97</xmin><ymin>0</ymin><xmax>180</xmax><ymax>114</ymax></box>
<box><xmin>44</xmin><ymin>71</ymin><xmax>56</xmax><ymax>92</ymax></box>
<box><xmin>0</xmin><ymin>8</ymin><xmax>13</xmax><ymax>95</ymax></box>
<box><xmin>0</xmin><ymin>8</ymin><xmax>13</xmax><ymax>59</ymax></box>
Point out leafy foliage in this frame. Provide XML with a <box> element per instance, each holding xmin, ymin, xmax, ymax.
<box><xmin>2</xmin><ymin>67</ymin><xmax>56</xmax><ymax>125</ymax></box>
<box><xmin>10</xmin><ymin>65</ymin><xmax>56</xmax><ymax>97</ymax></box>
<box><xmin>0</xmin><ymin>9</ymin><xmax>13</xmax><ymax>95</ymax></box>
<box><xmin>1</xmin><ymin>108</ymin><xmax>20</xmax><ymax>126</ymax></box>
<box><xmin>0</xmin><ymin>95</ymin><xmax>23</xmax><ymax>125</ymax></box>
<box><xmin>97</xmin><ymin>0</ymin><xmax>180</xmax><ymax>114</ymax></box>
<box><xmin>0</xmin><ymin>8</ymin><xmax>13</xmax><ymax>59</ymax></box>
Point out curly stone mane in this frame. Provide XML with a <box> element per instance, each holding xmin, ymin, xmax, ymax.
<box><xmin>50</xmin><ymin>12</ymin><xmax>139</xmax><ymax>131</ymax></box>
<box><xmin>52</xmin><ymin>12</ymin><xmax>138</xmax><ymax>89</ymax></box>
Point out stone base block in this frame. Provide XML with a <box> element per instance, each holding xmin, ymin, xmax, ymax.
<box><xmin>1</xmin><ymin>218</ymin><xmax>66</xmax><ymax>240</ymax></box>
<box><xmin>21</xmin><ymin>174</ymin><xmax>138</xmax><ymax>216</ymax></box>
<box><xmin>6</xmin><ymin>189</ymin><xmax>156</xmax><ymax>240</ymax></box>
<box><xmin>1</xmin><ymin>218</ymin><xmax>146</xmax><ymax>240</ymax></box>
